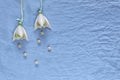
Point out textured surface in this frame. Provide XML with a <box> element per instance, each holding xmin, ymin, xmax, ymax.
<box><xmin>0</xmin><ymin>0</ymin><xmax>120</xmax><ymax>80</ymax></box>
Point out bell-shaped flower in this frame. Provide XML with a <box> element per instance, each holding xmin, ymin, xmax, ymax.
<box><xmin>34</xmin><ymin>10</ymin><xmax>51</xmax><ymax>30</ymax></box>
<box><xmin>13</xmin><ymin>23</ymin><xmax>28</xmax><ymax>41</ymax></box>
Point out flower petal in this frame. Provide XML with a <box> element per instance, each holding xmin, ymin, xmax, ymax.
<box><xmin>38</xmin><ymin>14</ymin><xmax>45</xmax><ymax>27</ymax></box>
<box><xmin>13</xmin><ymin>25</ymin><xmax>23</xmax><ymax>41</ymax></box>
<box><xmin>34</xmin><ymin>14</ymin><xmax>45</xmax><ymax>30</ymax></box>
<box><xmin>34</xmin><ymin>16</ymin><xmax>40</xmax><ymax>30</ymax></box>
<box><xmin>43</xmin><ymin>16</ymin><xmax>51</xmax><ymax>29</ymax></box>
<box><xmin>17</xmin><ymin>25</ymin><xmax>24</xmax><ymax>37</ymax></box>
<box><xmin>22</xmin><ymin>27</ymin><xmax>28</xmax><ymax>40</ymax></box>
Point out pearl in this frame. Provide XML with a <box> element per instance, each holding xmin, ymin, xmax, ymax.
<box><xmin>48</xmin><ymin>45</ymin><xmax>52</xmax><ymax>52</ymax></box>
<box><xmin>17</xmin><ymin>43</ymin><xmax>22</xmax><ymax>48</ymax></box>
<box><xmin>23</xmin><ymin>51</ymin><xmax>28</xmax><ymax>57</ymax></box>
<box><xmin>34</xmin><ymin>60</ymin><xmax>39</xmax><ymax>65</ymax></box>
<box><xmin>37</xmin><ymin>38</ymin><xmax>41</xmax><ymax>44</ymax></box>
<box><xmin>40</xmin><ymin>30</ymin><xmax>44</xmax><ymax>35</ymax></box>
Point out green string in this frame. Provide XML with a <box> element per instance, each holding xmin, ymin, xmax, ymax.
<box><xmin>40</xmin><ymin>0</ymin><xmax>42</xmax><ymax>11</ymax></box>
<box><xmin>38</xmin><ymin>0</ymin><xmax>43</xmax><ymax>14</ymax></box>
<box><xmin>17</xmin><ymin>0</ymin><xmax>24</xmax><ymax>24</ymax></box>
<box><xmin>20</xmin><ymin>0</ymin><xmax>24</xmax><ymax>22</ymax></box>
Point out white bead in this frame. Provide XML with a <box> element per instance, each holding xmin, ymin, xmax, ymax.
<box><xmin>40</xmin><ymin>30</ymin><xmax>44</xmax><ymax>35</ymax></box>
<box><xmin>37</xmin><ymin>38</ymin><xmax>41</xmax><ymax>44</ymax></box>
<box><xmin>17</xmin><ymin>43</ymin><xmax>22</xmax><ymax>48</ymax></box>
<box><xmin>48</xmin><ymin>46</ymin><xmax>52</xmax><ymax>52</ymax></box>
<box><xmin>34</xmin><ymin>60</ymin><xmax>39</xmax><ymax>65</ymax></box>
<box><xmin>23</xmin><ymin>52</ymin><xmax>28</xmax><ymax>57</ymax></box>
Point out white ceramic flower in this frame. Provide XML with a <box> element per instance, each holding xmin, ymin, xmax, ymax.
<box><xmin>34</xmin><ymin>10</ymin><xmax>51</xmax><ymax>30</ymax></box>
<box><xmin>13</xmin><ymin>23</ymin><xmax>28</xmax><ymax>41</ymax></box>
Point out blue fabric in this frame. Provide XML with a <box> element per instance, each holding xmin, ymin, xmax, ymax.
<box><xmin>0</xmin><ymin>0</ymin><xmax>120</xmax><ymax>80</ymax></box>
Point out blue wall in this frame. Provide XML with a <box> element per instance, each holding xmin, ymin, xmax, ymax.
<box><xmin>0</xmin><ymin>0</ymin><xmax>120</xmax><ymax>80</ymax></box>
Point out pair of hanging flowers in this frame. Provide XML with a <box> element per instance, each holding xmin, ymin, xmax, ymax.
<box><xmin>13</xmin><ymin>0</ymin><xmax>51</xmax><ymax>41</ymax></box>
<box><xmin>13</xmin><ymin>0</ymin><xmax>52</xmax><ymax>65</ymax></box>
<box><xmin>13</xmin><ymin>11</ymin><xmax>51</xmax><ymax>41</ymax></box>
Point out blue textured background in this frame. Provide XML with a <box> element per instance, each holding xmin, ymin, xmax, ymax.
<box><xmin>0</xmin><ymin>0</ymin><xmax>120</xmax><ymax>80</ymax></box>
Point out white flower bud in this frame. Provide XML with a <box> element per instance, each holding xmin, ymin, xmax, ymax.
<box><xmin>13</xmin><ymin>24</ymin><xmax>28</xmax><ymax>41</ymax></box>
<box><xmin>34</xmin><ymin>13</ymin><xmax>51</xmax><ymax>30</ymax></box>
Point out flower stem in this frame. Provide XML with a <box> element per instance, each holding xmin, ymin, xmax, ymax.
<box><xmin>17</xmin><ymin>0</ymin><xmax>24</xmax><ymax>25</ymax></box>
<box><xmin>40</xmin><ymin>0</ymin><xmax>43</xmax><ymax>11</ymax></box>
<box><xmin>20</xmin><ymin>0</ymin><xmax>24</xmax><ymax>22</ymax></box>
<box><xmin>38</xmin><ymin>0</ymin><xmax>43</xmax><ymax>14</ymax></box>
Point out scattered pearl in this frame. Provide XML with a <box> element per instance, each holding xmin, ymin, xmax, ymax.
<box><xmin>23</xmin><ymin>51</ymin><xmax>28</xmax><ymax>57</ymax></box>
<box><xmin>37</xmin><ymin>38</ymin><xmax>41</xmax><ymax>44</ymax></box>
<box><xmin>34</xmin><ymin>60</ymin><xmax>39</xmax><ymax>65</ymax></box>
<box><xmin>17</xmin><ymin>43</ymin><xmax>22</xmax><ymax>48</ymax></box>
<box><xmin>48</xmin><ymin>45</ymin><xmax>52</xmax><ymax>52</ymax></box>
<box><xmin>40</xmin><ymin>30</ymin><xmax>44</xmax><ymax>35</ymax></box>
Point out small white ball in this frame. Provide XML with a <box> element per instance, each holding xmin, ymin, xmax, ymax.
<box><xmin>37</xmin><ymin>38</ymin><xmax>41</xmax><ymax>44</ymax></box>
<box><xmin>40</xmin><ymin>30</ymin><xmax>44</xmax><ymax>35</ymax></box>
<box><xmin>23</xmin><ymin>52</ymin><xmax>28</xmax><ymax>57</ymax></box>
<box><xmin>34</xmin><ymin>60</ymin><xmax>39</xmax><ymax>65</ymax></box>
<box><xmin>17</xmin><ymin>43</ymin><xmax>22</xmax><ymax>48</ymax></box>
<box><xmin>48</xmin><ymin>46</ymin><xmax>52</xmax><ymax>52</ymax></box>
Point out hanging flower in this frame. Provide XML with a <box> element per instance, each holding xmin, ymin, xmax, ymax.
<box><xmin>34</xmin><ymin>10</ymin><xmax>51</xmax><ymax>30</ymax></box>
<box><xmin>13</xmin><ymin>22</ymin><xmax>28</xmax><ymax>41</ymax></box>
